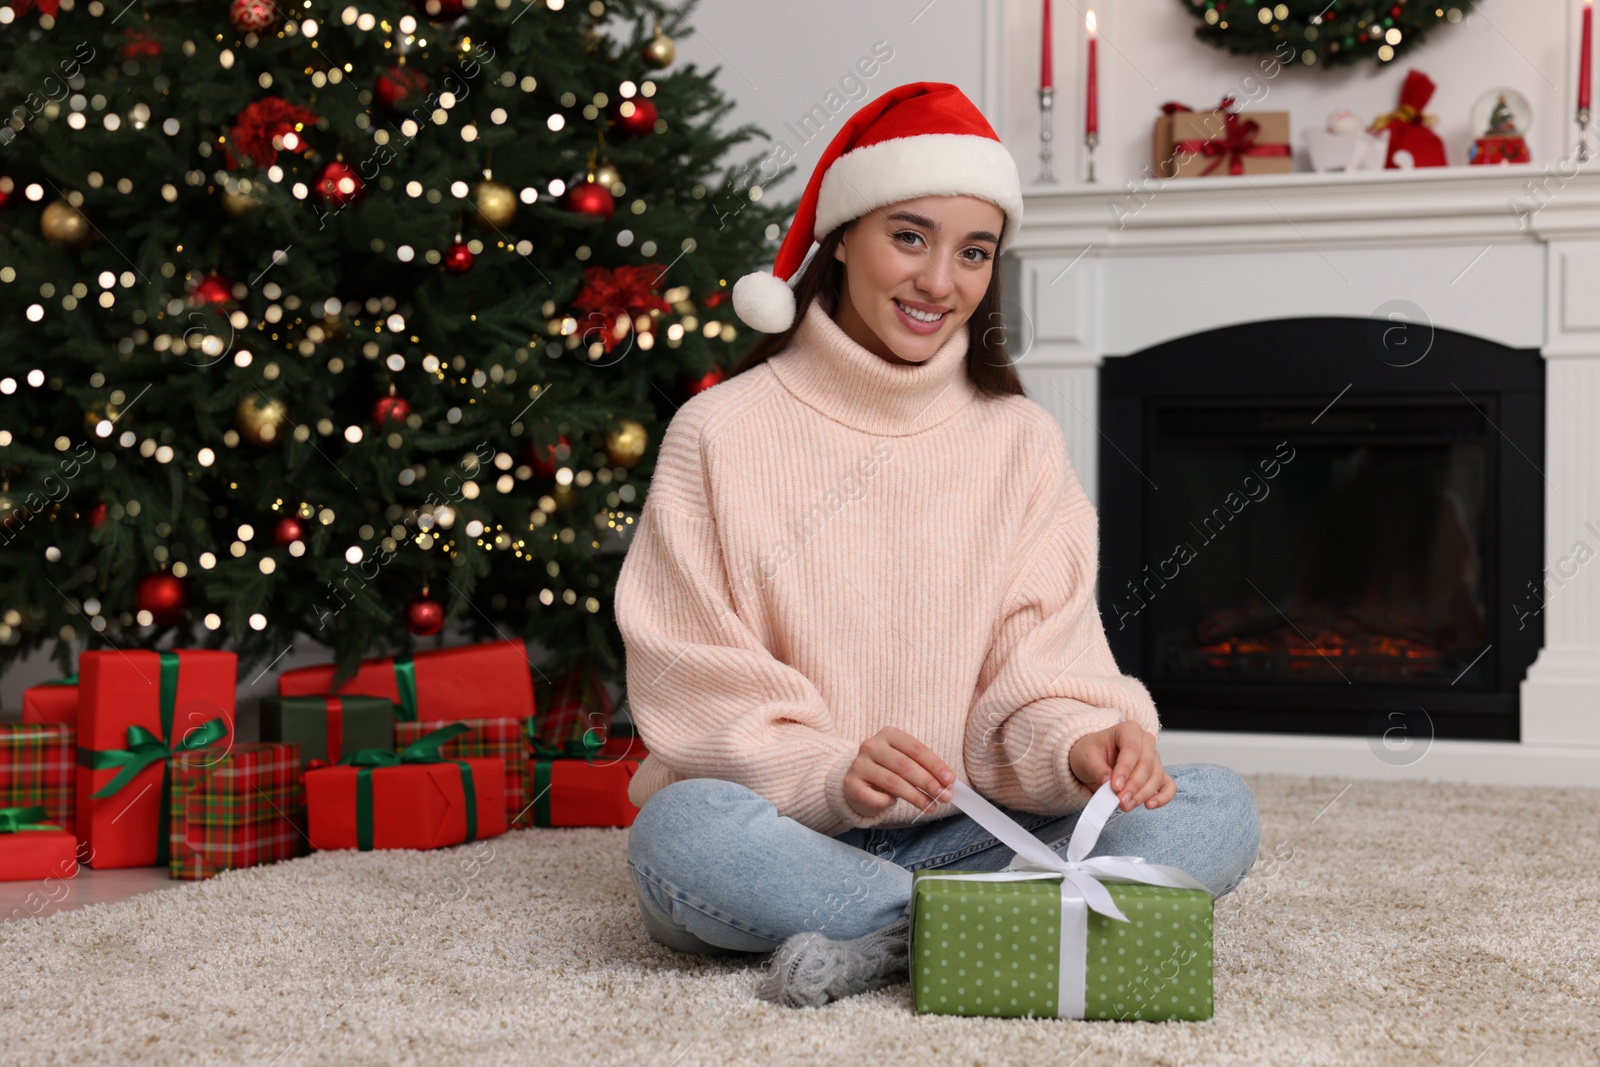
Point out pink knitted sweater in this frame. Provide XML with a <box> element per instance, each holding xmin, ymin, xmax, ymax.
<box><xmin>613</xmin><ymin>296</ymin><xmax>1162</xmax><ymax>837</ymax></box>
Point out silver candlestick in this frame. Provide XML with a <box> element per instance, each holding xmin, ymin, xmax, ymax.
<box><xmin>1037</xmin><ymin>86</ymin><xmax>1057</xmax><ymax>183</ymax></box>
<box><xmin>1085</xmin><ymin>130</ymin><xmax>1098</xmax><ymax>183</ymax></box>
<box><xmin>1580</xmin><ymin>105</ymin><xmax>1593</xmax><ymax>164</ymax></box>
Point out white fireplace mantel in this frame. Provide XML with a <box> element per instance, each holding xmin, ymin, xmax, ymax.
<box><xmin>1004</xmin><ymin>166</ymin><xmax>1600</xmax><ymax>788</ymax></box>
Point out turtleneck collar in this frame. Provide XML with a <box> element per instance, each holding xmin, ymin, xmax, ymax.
<box><xmin>766</xmin><ymin>295</ymin><xmax>978</xmax><ymax>436</ymax></box>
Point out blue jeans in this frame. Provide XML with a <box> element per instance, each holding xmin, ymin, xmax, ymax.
<box><xmin>626</xmin><ymin>762</ymin><xmax>1261</xmax><ymax>957</ymax></box>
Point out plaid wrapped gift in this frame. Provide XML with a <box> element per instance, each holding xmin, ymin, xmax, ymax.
<box><xmin>0</xmin><ymin>723</ymin><xmax>75</xmax><ymax>836</ymax></box>
<box><xmin>395</xmin><ymin>717</ymin><xmax>532</xmax><ymax>829</ymax></box>
<box><xmin>168</xmin><ymin>742</ymin><xmax>307</xmax><ymax>880</ymax></box>
<box><xmin>529</xmin><ymin>664</ymin><xmax>614</xmax><ymax>752</ymax></box>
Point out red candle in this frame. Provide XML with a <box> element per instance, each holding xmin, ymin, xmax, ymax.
<box><xmin>1582</xmin><ymin>0</ymin><xmax>1594</xmax><ymax>111</ymax></box>
<box><xmin>1040</xmin><ymin>0</ymin><xmax>1052</xmax><ymax>90</ymax></box>
<box><xmin>1085</xmin><ymin>10</ymin><xmax>1099</xmax><ymax>135</ymax></box>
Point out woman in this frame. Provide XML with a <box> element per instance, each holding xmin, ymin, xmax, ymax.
<box><xmin>614</xmin><ymin>82</ymin><xmax>1260</xmax><ymax>1009</ymax></box>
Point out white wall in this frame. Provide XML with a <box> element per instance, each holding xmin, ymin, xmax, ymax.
<box><xmin>674</xmin><ymin>0</ymin><xmax>1586</xmax><ymax>202</ymax></box>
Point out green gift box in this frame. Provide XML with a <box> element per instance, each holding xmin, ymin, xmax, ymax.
<box><xmin>259</xmin><ymin>695</ymin><xmax>396</xmax><ymax>771</ymax></box>
<box><xmin>909</xmin><ymin>781</ymin><xmax>1214</xmax><ymax>1021</ymax></box>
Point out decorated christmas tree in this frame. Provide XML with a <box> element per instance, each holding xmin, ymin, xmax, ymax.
<box><xmin>0</xmin><ymin>0</ymin><xmax>795</xmax><ymax>682</ymax></box>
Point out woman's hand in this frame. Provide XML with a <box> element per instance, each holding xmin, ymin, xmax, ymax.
<box><xmin>1067</xmin><ymin>721</ymin><xmax>1175</xmax><ymax>812</ymax></box>
<box><xmin>843</xmin><ymin>726</ymin><xmax>957</xmax><ymax>820</ymax></box>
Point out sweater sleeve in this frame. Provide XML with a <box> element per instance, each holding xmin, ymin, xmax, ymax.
<box><xmin>612</xmin><ymin>417</ymin><xmax>904</xmax><ymax>838</ymax></box>
<box><xmin>963</xmin><ymin>413</ymin><xmax>1162</xmax><ymax>815</ymax></box>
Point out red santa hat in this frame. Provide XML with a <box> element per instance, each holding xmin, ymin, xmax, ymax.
<box><xmin>732</xmin><ymin>81</ymin><xmax>1024</xmax><ymax>334</ymax></box>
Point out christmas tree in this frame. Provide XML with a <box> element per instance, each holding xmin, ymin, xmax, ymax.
<box><xmin>0</xmin><ymin>0</ymin><xmax>796</xmax><ymax>683</ymax></box>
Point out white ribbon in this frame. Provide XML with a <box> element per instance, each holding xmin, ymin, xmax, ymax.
<box><xmin>915</xmin><ymin>779</ymin><xmax>1207</xmax><ymax>1019</ymax></box>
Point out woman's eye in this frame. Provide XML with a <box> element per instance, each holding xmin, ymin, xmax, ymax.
<box><xmin>962</xmin><ymin>248</ymin><xmax>993</xmax><ymax>263</ymax></box>
<box><xmin>894</xmin><ymin>230</ymin><xmax>924</xmax><ymax>247</ymax></box>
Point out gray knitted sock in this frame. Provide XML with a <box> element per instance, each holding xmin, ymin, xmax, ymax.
<box><xmin>752</xmin><ymin>914</ymin><xmax>911</xmax><ymax>1008</ymax></box>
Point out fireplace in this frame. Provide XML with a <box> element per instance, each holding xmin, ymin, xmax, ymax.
<box><xmin>1097</xmin><ymin>317</ymin><xmax>1545</xmax><ymax>741</ymax></box>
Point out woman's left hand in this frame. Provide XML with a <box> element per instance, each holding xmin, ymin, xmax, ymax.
<box><xmin>1066</xmin><ymin>720</ymin><xmax>1176</xmax><ymax>812</ymax></box>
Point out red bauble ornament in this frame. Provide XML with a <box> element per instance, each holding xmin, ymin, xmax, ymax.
<box><xmin>373</xmin><ymin>394</ymin><xmax>412</xmax><ymax>427</ymax></box>
<box><xmin>0</xmin><ymin>177</ymin><xmax>11</xmax><ymax>210</ymax></box>
<box><xmin>609</xmin><ymin>97</ymin><xmax>658</xmax><ymax>138</ymax></box>
<box><xmin>316</xmin><ymin>161</ymin><xmax>364</xmax><ymax>208</ymax></box>
<box><xmin>191</xmin><ymin>274</ymin><xmax>233</xmax><ymax>306</ymax></box>
<box><xmin>414</xmin><ymin>0</ymin><xmax>464</xmax><ymax>20</ymax></box>
<box><xmin>88</xmin><ymin>501</ymin><xmax>108</xmax><ymax>530</ymax></box>
<box><xmin>405</xmin><ymin>594</ymin><xmax>445</xmax><ymax>636</ymax></box>
<box><xmin>375</xmin><ymin>65</ymin><xmax>429</xmax><ymax>112</ymax></box>
<box><xmin>686</xmin><ymin>365</ymin><xmax>724</xmax><ymax>397</ymax></box>
<box><xmin>136</xmin><ymin>571</ymin><xmax>190</xmax><ymax>626</ymax></box>
<box><xmin>229</xmin><ymin>0</ymin><xmax>278</xmax><ymax>33</ymax></box>
<box><xmin>443</xmin><ymin>242</ymin><xmax>475</xmax><ymax>274</ymax></box>
<box><xmin>702</xmin><ymin>291</ymin><xmax>727</xmax><ymax>308</ymax></box>
<box><xmin>272</xmin><ymin>516</ymin><xmax>306</xmax><ymax>546</ymax></box>
<box><xmin>563</xmin><ymin>181</ymin><xmax>615</xmax><ymax>220</ymax></box>
<box><xmin>520</xmin><ymin>434</ymin><xmax>570</xmax><ymax>479</ymax></box>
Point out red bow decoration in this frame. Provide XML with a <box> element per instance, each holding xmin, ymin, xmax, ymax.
<box><xmin>1164</xmin><ymin>96</ymin><xmax>1291</xmax><ymax>177</ymax></box>
<box><xmin>8</xmin><ymin>0</ymin><xmax>62</xmax><ymax>16</ymax></box>
<box><xmin>571</xmin><ymin>265</ymin><xmax>674</xmax><ymax>354</ymax></box>
<box><xmin>226</xmin><ymin>97</ymin><xmax>321</xmax><ymax>170</ymax></box>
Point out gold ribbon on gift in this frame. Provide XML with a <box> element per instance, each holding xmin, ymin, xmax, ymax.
<box><xmin>915</xmin><ymin>780</ymin><xmax>1208</xmax><ymax>1020</ymax></box>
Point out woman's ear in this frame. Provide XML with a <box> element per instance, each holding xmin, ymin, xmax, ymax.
<box><xmin>833</xmin><ymin>234</ymin><xmax>847</xmax><ymax>264</ymax></box>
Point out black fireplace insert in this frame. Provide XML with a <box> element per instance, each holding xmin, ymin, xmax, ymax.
<box><xmin>1097</xmin><ymin>317</ymin><xmax>1544</xmax><ymax>741</ymax></box>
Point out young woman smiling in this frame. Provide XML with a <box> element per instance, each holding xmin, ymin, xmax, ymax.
<box><xmin>614</xmin><ymin>82</ymin><xmax>1261</xmax><ymax>1009</ymax></box>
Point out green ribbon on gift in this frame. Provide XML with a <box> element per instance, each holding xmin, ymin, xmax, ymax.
<box><xmin>392</xmin><ymin>654</ymin><xmax>418</xmax><ymax>722</ymax></box>
<box><xmin>0</xmin><ymin>806</ymin><xmax>62</xmax><ymax>833</ymax></box>
<box><xmin>528</xmin><ymin>733</ymin><xmax>606</xmax><ymax>763</ymax></box>
<box><xmin>76</xmin><ymin>651</ymin><xmax>229</xmax><ymax>866</ymax></box>
<box><xmin>43</xmin><ymin>674</ymin><xmax>78</xmax><ymax>686</ymax></box>
<box><xmin>339</xmin><ymin>723</ymin><xmax>476</xmax><ymax>851</ymax></box>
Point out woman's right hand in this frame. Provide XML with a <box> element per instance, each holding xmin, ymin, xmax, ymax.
<box><xmin>842</xmin><ymin>726</ymin><xmax>957</xmax><ymax>820</ymax></box>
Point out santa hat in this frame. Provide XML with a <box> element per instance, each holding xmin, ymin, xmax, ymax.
<box><xmin>732</xmin><ymin>81</ymin><xmax>1023</xmax><ymax>334</ymax></box>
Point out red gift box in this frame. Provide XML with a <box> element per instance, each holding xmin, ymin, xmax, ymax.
<box><xmin>0</xmin><ymin>807</ymin><xmax>78</xmax><ymax>882</ymax></box>
<box><xmin>395</xmin><ymin>717</ymin><xmax>533</xmax><ymax>829</ymax></box>
<box><xmin>305</xmin><ymin>751</ymin><xmax>506</xmax><ymax>851</ymax></box>
<box><xmin>76</xmin><ymin>649</ymin><xmax>237</xmax><ymax>869</ymax></box>
<box><xmin>0</xmin><ymin>723</ymin><xmax>76</xmax><ymax>836</ymax></box>
<box><xmin>277</xmin><ymin>638</ymin><xmax>535</xmax><ymax>724</ymax></box>
<box><xmin>529</xmin><ymin>735</ymin><xmax>647</xmax><ymax>828</ymax></box>
<box><xmin>22</xmin><ymin>679</ymin><xmax>79</xmax><ymax>725</ymax></box>
<box><xmin>168</xmin><ymin>742</ymin><xmax>308</xmax><ymax>880</ymax></box>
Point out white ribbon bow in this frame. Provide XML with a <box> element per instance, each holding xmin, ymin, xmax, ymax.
<box><xmin>915</xmin><ymin>779</ymin><xmax>1207</xmax><ymax>1018</ymax></box>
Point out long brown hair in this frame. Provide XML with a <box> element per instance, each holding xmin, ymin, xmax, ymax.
<box><xmin>726</xmin><ymin>219</ymin><xmax>1028</xmax><ymax>400</ymax></box>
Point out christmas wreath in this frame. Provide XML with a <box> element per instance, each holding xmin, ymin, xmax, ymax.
<box><xmin>1177</xmin><ymin>1</ymin><xmax>1469</xmax><ymax>69</ymax></box>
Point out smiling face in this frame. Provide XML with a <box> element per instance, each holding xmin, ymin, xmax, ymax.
<box><xmin>830</xmin><ymin>195</ymin><xmax>1005</xmax><ymax>366</ymax></box>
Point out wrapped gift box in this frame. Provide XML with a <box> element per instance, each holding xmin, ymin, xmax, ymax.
<box><xmin>0</xmin><ymin>723</ymin><xmax>76</xmax><ymax>835</ymax></box>
<box><xmin>909</xmin><ymin>781</ymin><xmax>1214</xmax><ymax>1021</ymax></box>
<box><xmin>1154</xmin><ymin>100</ymin><xmax>1292</xmax><ymax>178</ymax></box>
<box><xmin>22</xmin><ymin>677</ymin><xmax>79</xmax><ymax>725</ymax></box>
<box><xmin>76</xmin><ymin>649</ymin><xmax>237</xmax><ymax>869</ymax></box>
<box><xmin>260</xmin><ymin>694</ymin><xmax>395</xmax><ymax>771</ymax></box>
<box><xmin>529</xmin><ymin>732</ymin><xmax>647</xmax><ymax>828</ymax></box>
<box><xmin>396</xmin><ymin>716</ymin><xmax>532</xmax><ymax>829</ymax></box>
<box><xmin>277</xmin><ymin>639</ymin><xmax>534</xmax><ymax>724</ymax></box>
<box><xmin>305</xmin><ymin>728</ymin><xmax>506</xmax><ymax>851</ymax></box>
<box><xmin>529</xmin><ymin>664</ymin><xmax>614</xmax><ymax>751</ymax></box>
<box><xmin>168</xmin><ymin>742</ymin><xmax>308</xmax><ymax>880</ymax></box>
<box><xmin>0</xmin><ymin>807</ymin><xmax>78</xmax><ymax>882</ymax></box>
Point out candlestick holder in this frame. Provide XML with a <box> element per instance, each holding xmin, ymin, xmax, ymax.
<box><xmin>1085</xmin><ymin>130</ymin><xmax>1098</xmax><ymax>183</ymax></box>
<box><xmin>1037</xmin><ymin>86</ymin><xmax>1057</xmax><ymax>183</ymax></box>
<box><xmin>1580</xmin><ymin>105</ymin><xmax>1593</xmax><ymax>164</ymax></box>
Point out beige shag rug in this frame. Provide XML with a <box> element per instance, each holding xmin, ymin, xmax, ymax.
<box><xmin>3</xmin><ymin>771</ymin><xmax>1598</xmax><ymax>1067</ymax></box>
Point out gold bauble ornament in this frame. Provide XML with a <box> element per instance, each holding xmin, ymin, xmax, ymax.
<box><xmin>604</xmin><ymin>418</ymin><xmax>649</xmax><ymax>468</ymax></box>
<box><xmin>236</xmin><ymin>392</ymin><xmax>290</xmax><ymax>446</ymax></box>
<box><xmin>41</xmin><ymin>199</ymin><xmax>94</xmax><ymax>248</ymax></box>
<box><xmin>592</xmin><ymin>161</ymin><xmax>623</xmax><ymax>192</ymax></box>
<box><xmin>641</xmin><ymin>26</ymin><xmax>675</xmax><ymax>68</ymax></box>
<box><xmin>221</xmin><ymin>185</ymin><xmax>263</xmax><ymax>218</ymax></box>
<box><xmin>470</xmin><ymin>180</ymin><xmax>517</xmax><ymax>228</ymax></box>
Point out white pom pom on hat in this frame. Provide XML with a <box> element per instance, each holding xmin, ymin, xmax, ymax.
<box><xmin>731</xmin><ymin>81</ymin><xmax>1024</xmax><ymax>335</ymax></box>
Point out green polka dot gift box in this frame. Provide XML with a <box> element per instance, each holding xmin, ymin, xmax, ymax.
<box><xmin>909</xmin><ymin>781</ymin><xmax>1214</xmax><ymax>1021</ymax></box>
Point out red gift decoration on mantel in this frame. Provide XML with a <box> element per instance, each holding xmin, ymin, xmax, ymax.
<box><xmin>76</xmin><ymin>649</ymin><xmax>237</xmax><ymax>869</ymax></box>
<box><xmin>0</xmin><ymin>807</ymin><xmax>78</xmax><ymax>883</ymax></box>
<box><xmin>1164</xmin><ymin>96</ymin><xmax>1292</xmax><ymax>176</ymax></box>
<box><xmin>0</xmin><ymin>722</ymin><xmax>76</xmax><ymax>836</ymax></box>
<box><xmin>1373</xmin><ymin>70</ymin><xmax>1447</xmax><ymax>169</ymax></box>
<box><xmin>168</xmin><ymin>742</ymin><xmax>308</xmax><ymax>880</ymax></box>
<box><xmin>276</xmin><ymin>638</ymin><xmax>535</xmax><ymax>724</ymax></box>
<box><xmin>22</xmin><ymin>677</ymin><xmax>79</xmax><ymax>725</ymax></box>
<box><xmin>395</xmin><ymin>716</ymin><xmax>533</xmax><ymax>829</ymax></box>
